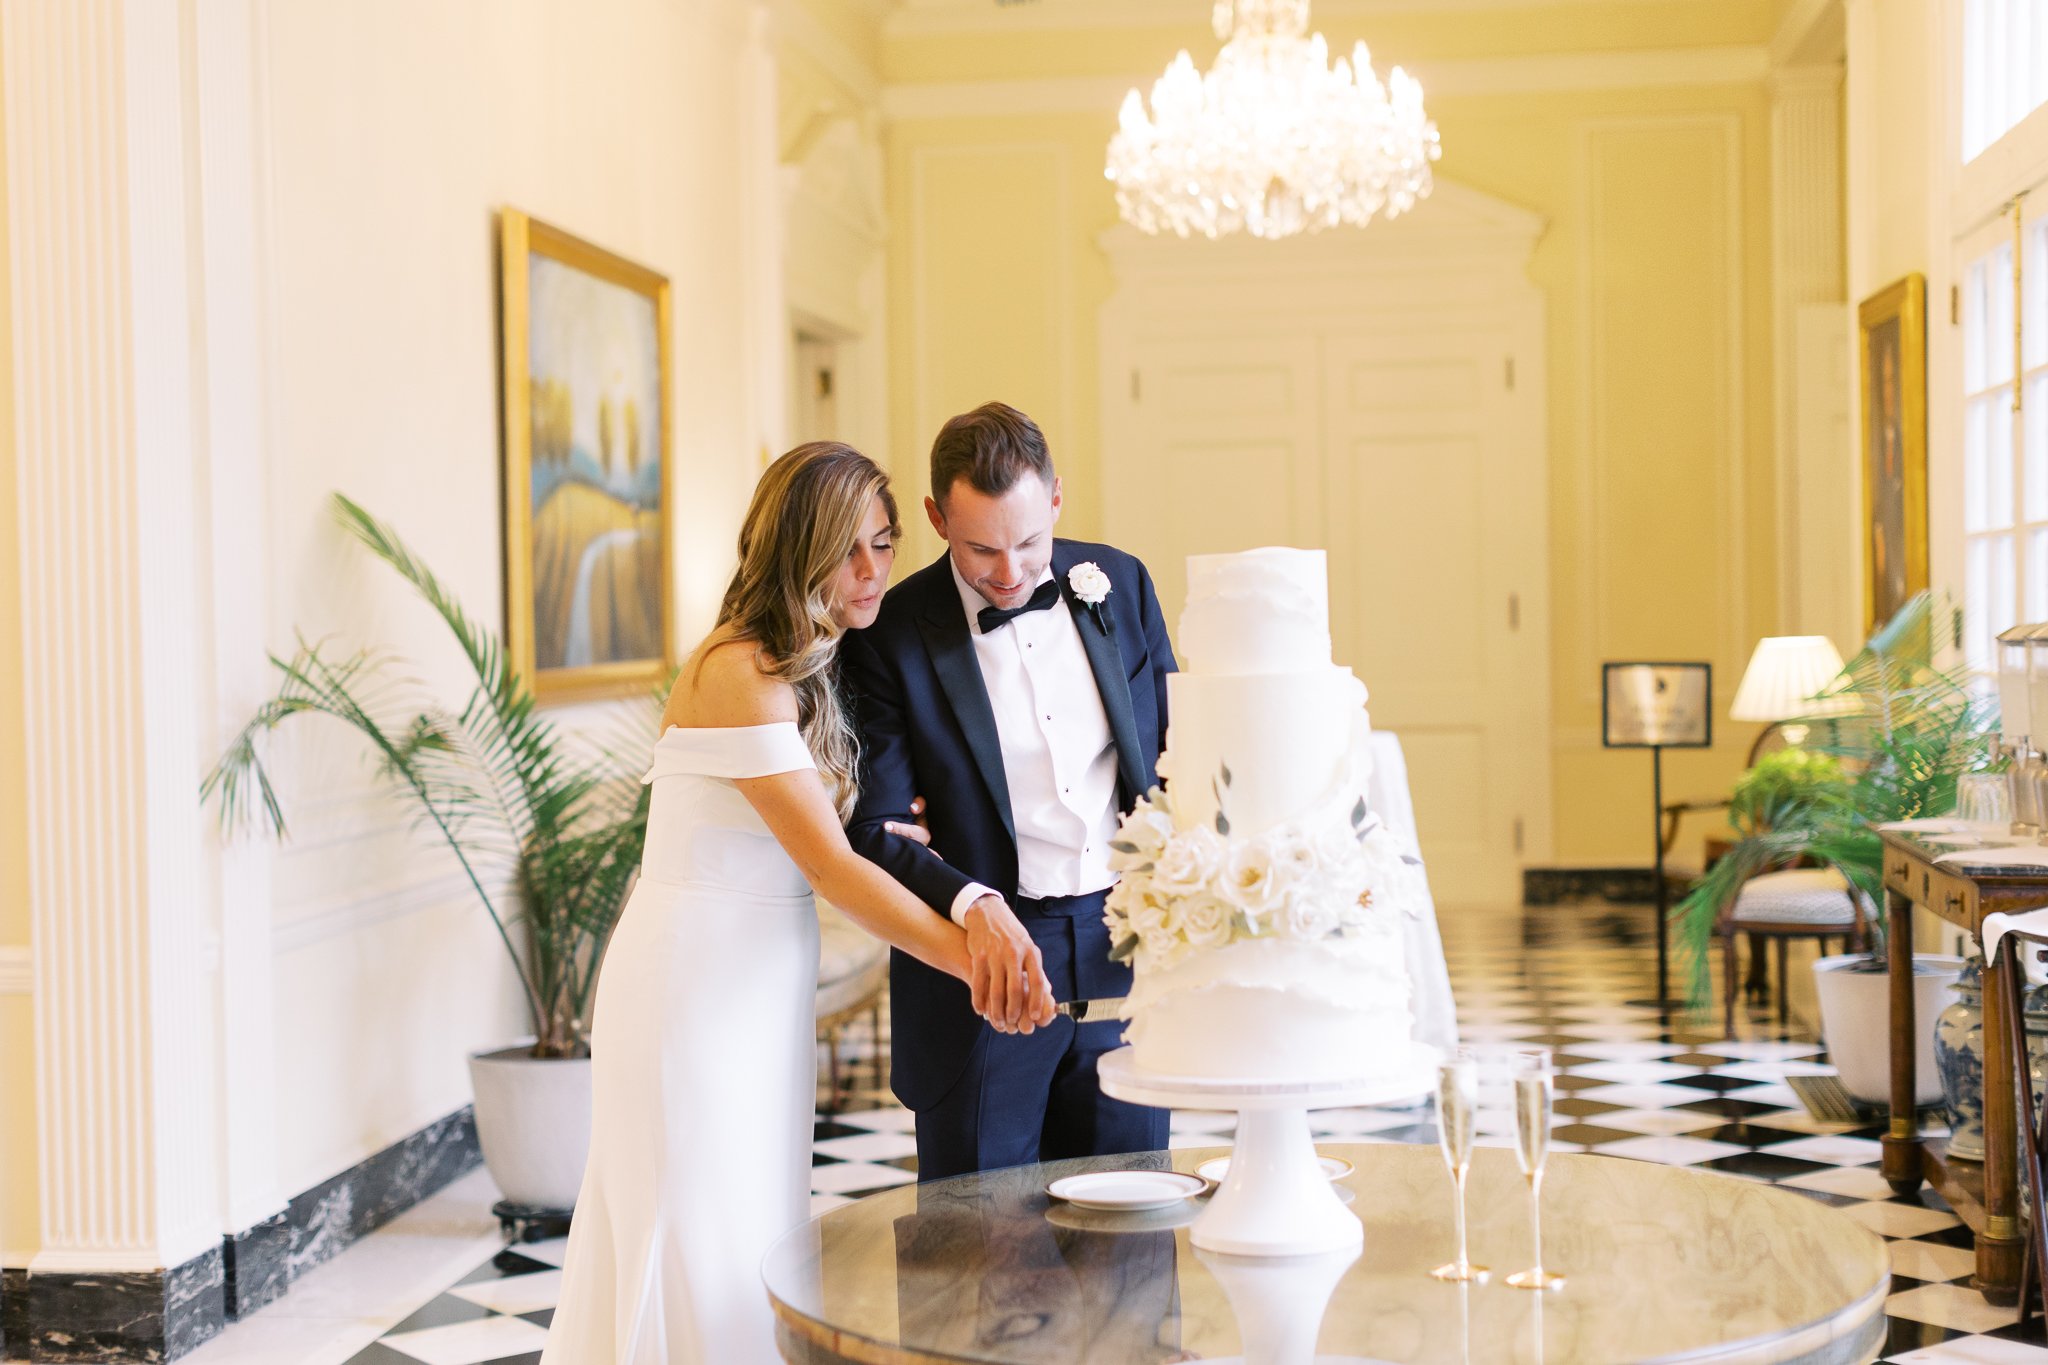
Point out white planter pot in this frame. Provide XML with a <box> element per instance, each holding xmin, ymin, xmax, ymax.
<box><xmin>468</xmin><ymin>1041</ymin><xmax>592</xmax><ymax>1211</ymax></box>
<box><xmin>1813</xmin><ymin>953</ymin><xmax>1964</xmax><ymax>1106</ymax></box>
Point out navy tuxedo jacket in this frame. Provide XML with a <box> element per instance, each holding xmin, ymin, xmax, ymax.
<box><xmin>841</xmin><ymin>539</ymin><xmax>1176</xmax><ymax>1109</ymax></box>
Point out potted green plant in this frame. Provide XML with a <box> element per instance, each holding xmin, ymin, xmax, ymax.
<box><xmin>1674</xmin><ymin>594</ymin><xmax>1987</xmax><ymax>1099</ymax></box>
<box><xmin>204</xmin><ymin>493</ymin><xmax>653</xmax><ymax>1210</ymax></box>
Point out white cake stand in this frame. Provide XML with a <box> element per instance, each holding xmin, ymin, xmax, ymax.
<box><xmin>1097</xmin><ymin>1044</ymin><xmax>1440</xmax><ymax>1257</ymax></box>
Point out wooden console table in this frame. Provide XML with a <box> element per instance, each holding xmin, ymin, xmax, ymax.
<box><xmin>1880</xmin><ymin>828</ymin><xmax>2048</xmax><ymax>1304</ymax></box>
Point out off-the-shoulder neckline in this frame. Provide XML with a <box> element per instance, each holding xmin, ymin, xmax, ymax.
<box><xmin>656</xmin><ymin>721</ymin><xmax>801</xmax><ymax>737</ymax></box>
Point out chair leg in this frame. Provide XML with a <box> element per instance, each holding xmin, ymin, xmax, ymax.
<box><xmin>1777</xmin><ymin>938</ymin><xmax>1791</xmax><ymax>1026</ymax></box>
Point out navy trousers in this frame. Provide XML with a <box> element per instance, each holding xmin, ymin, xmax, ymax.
<box><xmin>912</xmin><ymin>891</ymin><xmax>1170</xmax><ymax>1181</ymax></box>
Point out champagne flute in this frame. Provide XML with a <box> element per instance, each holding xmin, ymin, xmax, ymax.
<box><xmin>1430</xmin><ymin>1046</ymin><xmax>1488</xmax><ymax>1281</ymax></box>
<box><xmin>1506</xmin><ymin>1048</ymin><xmax>1565</xmax><ymax>1290</ymax></box>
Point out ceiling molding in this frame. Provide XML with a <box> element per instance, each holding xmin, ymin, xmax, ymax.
<box><xmin>1769</xmin><ymin>0</ymin><xmax>1845</xmax><ymax>67</ymax></box>
<box><xmin>882</xmin><ymin>46</ymin><xmax>1772</xmax><ymax>120</ymax></box>
<box><xmin>887</xmin><ymin>0</ymin><xmax>1726</xmax><ymax>38</ymax></box>
<box><xmin>773</xmin><ymin>0</ymin><xmax>883</xmax><ymax>105</ymax></box>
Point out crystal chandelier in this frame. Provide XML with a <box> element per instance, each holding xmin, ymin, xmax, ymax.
<box><xmin>1105</xmin><ymin>0</ymin><xmax>1441</xmax><ymax>241</ymax></box>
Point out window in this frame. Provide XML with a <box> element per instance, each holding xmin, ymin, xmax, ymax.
<box><xmin>1963</xmin><ymin>212</ymin><xmax>2048</xmax><ymax>670</ymax></box>
<box><xmin>1963</xmin><ymin>0</ymin><xmax>2048</xmax><ymax>161</ymax></box>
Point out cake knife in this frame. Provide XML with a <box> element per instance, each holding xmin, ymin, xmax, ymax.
<box><xmin>1055</xmin><ymin>998</ymin><xmax>1129</xmax><ymax>1021</ymax></box>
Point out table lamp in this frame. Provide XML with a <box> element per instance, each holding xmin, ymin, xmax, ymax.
<box><xmin>1729</xmin><ymin>635</ymin><xmax>1852</xmax><ymax>762</ymax></box>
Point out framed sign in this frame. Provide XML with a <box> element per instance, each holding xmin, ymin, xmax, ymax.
<box><xmin>499</xmin><ymin>208</ymin><xmax>675</xmax><ymax>703</ymax></box>
<box><xmin>1602</xmin><ymin>662</ymin><xmax>1713</xmax><ymax>749</ymax></box>
<box><xmin>1857</xmin><ymin>273</ymin><xmax>1928</xmax><ymax>635</ymax></box>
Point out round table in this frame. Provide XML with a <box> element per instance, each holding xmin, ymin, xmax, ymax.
<box><xmin>763</xmin><ymin>1144</ymin><xmax>1889</xmax><ymax>1365</ymax></box>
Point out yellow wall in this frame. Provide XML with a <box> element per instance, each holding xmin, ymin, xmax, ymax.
<box><xmin>883</xmin><ymin>9</ymin><xmax>1785</xmax><ymax>869</ymax></box>
<box><xmin>0</xmin><ymin>21</ymin><xmax>40</xmax><ymax>1265</ymax></box>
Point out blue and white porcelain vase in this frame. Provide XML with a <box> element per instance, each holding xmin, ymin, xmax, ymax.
<box><xmin>1934</xmin><ymin>950</ymin><xmax>1985</xmax><ymax>1162</ymax></box>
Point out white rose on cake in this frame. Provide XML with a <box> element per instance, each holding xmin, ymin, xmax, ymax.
<box><xmin>1110</xmin><ymin>803</ymin><xmax>1176</xmax><ymax>870</ymax></box>
<box><xmin>1151</xmin><ymin>825</ymin><xmax>1224</xmax><ymax>900</ymax></box>
<box><xmin>1306</xmin><ymin>820</ymin><xmax>1371</xmax><ymax>894</ymax></box>
<box><xmin>1218</xmin><ymin>836</ymin><xmax>1294</xmax><ymax>922</ymax></box>
<box><xmin>1177</xmin><ymin>894</ymin><xmax>1235</xmax><ymax>950</ymax></box>
<box><xmin>1279</xmin><ymin>892</ymin><xmax>1342</xmax><ymax>942</ymax></box>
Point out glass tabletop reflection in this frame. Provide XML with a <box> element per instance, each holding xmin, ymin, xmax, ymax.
<box><xmin>763</xmin><ymin>1143</ymin><xmax>1888</xmax><ymax>1365</ymax></box>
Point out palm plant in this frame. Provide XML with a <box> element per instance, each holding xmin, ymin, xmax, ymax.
<box><xmin>1673</xmin><ymin>593</ymin><xmax>1998</xmax><ymax>1011</ymax></box>
<box><xmin>203</xmin><ymin>493</ymin><xmax>655</xmax><ymax>1058</ymax></box>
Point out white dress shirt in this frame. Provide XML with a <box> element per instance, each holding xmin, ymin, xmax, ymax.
<box><xmin>946</xmin><ymin>561</ymin><xmax>1122</xmax><ymax>924</ymax></box>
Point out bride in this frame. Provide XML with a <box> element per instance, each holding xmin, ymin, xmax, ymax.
<box><xmin>542</xmin><ymin>443</ymin><xmax>1050</xmax><ymax>1364</ymax></box>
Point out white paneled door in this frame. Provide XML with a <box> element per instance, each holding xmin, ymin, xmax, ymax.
<box><xmin>1109</xmin><ymin>329</ymin><xmax>1540</xmax><ymax>907</ymax></box>
<box><xmin>1100</xmin><ymin>194</ymin><xmax>1551</xmax><ymax>908</ymax></box>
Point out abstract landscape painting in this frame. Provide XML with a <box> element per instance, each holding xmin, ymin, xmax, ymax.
<box><xmin>500</xmin><ymin>210</ymin><xmax>672</xmax><ymax>701</ymax></box>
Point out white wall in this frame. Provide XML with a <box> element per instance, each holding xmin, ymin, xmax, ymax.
<box><xmin>248</xmin><ymin>0</ymin><xmax>773</xmax><ymax>1199</ymax></box>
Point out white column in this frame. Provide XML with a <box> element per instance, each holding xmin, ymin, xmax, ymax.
<box><xmin>1769</xmin><ymin>64</ymin><xmax>1848</xmax><ymax>637</ymax></box>
<box><xmin>192</xmin><ymin>0</ymin><xmax>284</xmax><ymax>1238</ymax></box>
<box><xmin>2</xmin><ymin>0</ymin><xmax>224</xmax><ymax>1273</ymax></box>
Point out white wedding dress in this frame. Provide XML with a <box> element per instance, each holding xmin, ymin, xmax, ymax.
<box><xmin>541</xmin><ymin>723</ymin><xmax>821</xmax><ymax>1365</ymax></box>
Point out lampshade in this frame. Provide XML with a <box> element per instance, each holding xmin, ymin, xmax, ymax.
<box><xmin>1729</xmin><ymin>636</ymin><xmax>1852</xmax><ymax>723</ymax></box>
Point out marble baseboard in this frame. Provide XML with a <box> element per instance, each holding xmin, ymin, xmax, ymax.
<box><xmin>222</xmin><ymin>1212</ymin><xmax>290</xmax><ymax>1320</ymax></box>
<box><xmin>275</xmin><ymin>1106</ymin><xmax>480</xmax><ymax>1286</ymax></box>
<box><xmin>14</xmin><ymin>1106</ymin><xmax>481</xmax><ymax>1360</ymax></box>
<box><xmin>26</xmin><ymin>1246</ymin><xmax>224</xmax><ymax>1363</ymax></box>
<box><xmin>1522</xmin><ymin>866</ymin><xmax>1685</xmax><ymax>906</ymax></box>
<box><xmin>3</xmin><ymin>1267</ymin><xmax>28</xmax><ymax>1359</ymax></box>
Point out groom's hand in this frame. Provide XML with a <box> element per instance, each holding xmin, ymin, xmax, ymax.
<box><xmin>964</xmin><ymin>895</ymin><xmax>1056</xmax><ymax>1034</ymax></box>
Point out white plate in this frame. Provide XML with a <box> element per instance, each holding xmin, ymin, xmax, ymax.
<box><xmin>1195</xmin><ymin>1154</ymin><xmax>1355</xmax><ymax>1185</ymax></box>
<box><xmin>1045</xmin><ymin>1170</ymin><xmax>1208</xmax><ymax>1211</ymax></box>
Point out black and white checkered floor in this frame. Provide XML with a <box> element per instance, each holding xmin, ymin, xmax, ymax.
<box><xmin>341</xmin><ymin>903</ymin><xmax>2044</xmax><ymax>1365</ymax></box>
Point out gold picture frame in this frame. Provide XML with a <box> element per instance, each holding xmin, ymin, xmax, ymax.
<box><xmin>499</xmin><ymin>209</ymin><xmax>675</xmax><ymax>702</ymax></box>
<box><xmin>1857</xmin><ymin>273</ymin><xmax>1929</xmax><ymax>636</ymax></box>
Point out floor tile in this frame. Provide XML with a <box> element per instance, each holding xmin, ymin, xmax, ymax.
<box><xmin>812</xmin><ymin>1130</ymin><xmax>921</xmax><ymax>1162</ymax></box>
<box><xmin>1569</xmin><ymin>1060</ymin><xmax>1704</xmax><ymax>1084</ymax></box>
<box><xmin>807</xmin><ymin>1161</ymin><xmax>919</xmax><ymax>1194</ymax></box>
<box><xmin>379</xmin><ymin>1316</ymin><xmax>553</xmax><ymax>1365</ymax></box>
<box><xmin>1886</xmin><ymin>1239</ymin><xmax>1981</xmax><ymax>1286</ymax></box>
<box><xmin>1886</xmin><ymin>1283</ymin><xmax>2024</xmax><ymax>1335</ymax></box>
<box><xmin>1844</xmin><ymin>1201</ymin><xmax>1968</xmax><ymax>1240</ymax></box>
<box><xmin>1781</xmin><ymin>1165</ymin><xmax>1905</xmax><ymax>1200</ymax></box>
<box><xmin>1594</xmin><ymin>1134</ymin><xmax>1749</xmax><ymax>1166</ymax></box>
<box><xmin>1573</xmin><ymin>1082</ymin><xmax>1718</xmax><ymax>1109</ymax></box>
<box><xmin>510</xmin><ymin>1238</ymin><xmax>568</xmax><ymax>1269</ymax></box>
<box><xmin>446</xmin><ymin>1270</ymin><xmax>561</xmax><ymax>1317</ymax></box>
<box><xmin>1769</xmin><ymin>1134</ymin><xmax>1887</xmax><ymax>1166</ymax></box>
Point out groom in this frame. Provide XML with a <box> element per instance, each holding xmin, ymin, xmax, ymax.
<box><xmin>842</xmin><ymin>401</ymin><xmax>1175</xmax><ymax>1180</ymax></box>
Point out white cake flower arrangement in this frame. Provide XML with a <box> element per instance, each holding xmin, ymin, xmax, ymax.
<box><xmin>1104</xmin><ymin>766</ymin><xmax>1422</xmax><ymax>974</ymax></box>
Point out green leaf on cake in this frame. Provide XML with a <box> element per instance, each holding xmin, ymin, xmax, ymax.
<box><xmin>1109</xmin><ymin>933</ymin><xmax>1140</xmax><ymax>963</ymax></box>
<box><xmin>1220</xmin><ymin>761</ymin><xmax>1233</xmax><ymax>786</ymax></box>
<box><xmin>1109</xmin><ymin>839</ymin><xmax>1141</xmax><ymax>854</ymax></box>
<box><xmin>1215</xmin><ymin>810</ymin><xmax>1230</xmax><ymax>836</ymax></box>
<box><xmin>1351</xmin><ymin>797</ymin><xmax>1368</xmax><ymax>829</ymax></box>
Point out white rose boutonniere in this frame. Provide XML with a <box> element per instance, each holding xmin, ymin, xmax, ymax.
<box><xmin>1068</xmin><ymin>561</ymin><xmax>1112</xmax><ymax>631</ymax></box>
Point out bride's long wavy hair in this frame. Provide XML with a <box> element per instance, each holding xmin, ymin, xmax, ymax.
<box><xmin>702</xmin><ymin>443</ymin><xmax>898</xmax><ymax>819</ymax></box>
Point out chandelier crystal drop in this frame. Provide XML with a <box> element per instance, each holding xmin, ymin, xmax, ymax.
<box><xmin>1105</xmin><ymin>0</ymin><xmax>1441</xmax><ymax>241</ymax></box>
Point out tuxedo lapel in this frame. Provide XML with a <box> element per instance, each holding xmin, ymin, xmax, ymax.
<box><xmin>1055</xmin><ymin>547</ymin><xmax>1147</xmax><ymax>803</ymax></box>
<box><xmin>915</xmin><ymin>575</ymin><xmax>1016</xmax><ymax>841</ymax></box>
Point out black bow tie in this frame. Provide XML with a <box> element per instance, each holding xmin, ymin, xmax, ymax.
<box><xmin>977</xmin><ymin>579</ymin><xmax>1061</xmax><ymax>635</ymax></box>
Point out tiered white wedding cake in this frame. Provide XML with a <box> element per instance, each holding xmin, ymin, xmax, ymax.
<box><xmin>1105</xmin><ymin>547</ymin><xmax>1421</xmax><ymax>1084</ymax></box>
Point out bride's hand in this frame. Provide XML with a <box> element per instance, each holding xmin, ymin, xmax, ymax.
<box><xmin>882</xmin><ymin>796</ymin><xmax>939</xmax><ymax>858</ymax></box>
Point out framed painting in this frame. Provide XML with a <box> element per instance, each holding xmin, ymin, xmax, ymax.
<box><xmin>500</xmin><ymin>209</ymin><xmax>674</xmax><ymax>702</ymax></box>
<box><xmin>1857</xmin><ymin>273</ymin><xmax>1928</xmax><ymax>636</ymax></box>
